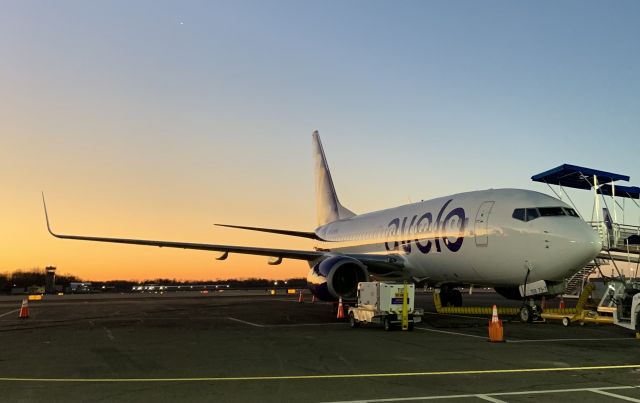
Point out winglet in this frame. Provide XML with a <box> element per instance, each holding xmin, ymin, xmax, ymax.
<box><xmin>41</xmin><ymin>192</ymin><xmax>56</xmax><ymax>237</ymax></box>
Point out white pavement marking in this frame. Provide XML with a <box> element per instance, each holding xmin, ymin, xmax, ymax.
<box><xmin>414</xmin><ymin>326</ymin><xmax>634</xmax><ymax>344</ymax></box>
<box><xmin>590</xmin><ymin>389</ymin><xmax>640</xmax><ymax>402</ymax></box>
<box><xmin>414</xmin><ymin>326</ymin><xmax>487</xmax><ymax>339</ymax></box>
<box><xmin>273</xmin><ymin>323</ymin><xmax>346</xmax><ymax>327</ymax></box>
<box><xmin>226</xmin><ymin>317</ymin><xmax>265</xmax><ymax>328</ymax></box>
<box><xmin>508</xmin><ymin>337</ymin><xmax>634</xmax><ymax>343</ymax></box>
<box><xmin>103</xmin><ymin>326</ymin><xmax>115</xmax><ymax>341</ymax></box>
<box><xmin>476</xmin><ymin>395</ymin><xmax>508</xmax><ymax>403</ymax></box>
<box><xmin>227</xmin><ymin>317</ymin><xmax>344</xmax><ymax>328</ymax></box>
<box><xmin>0</xmin><ymin>309</ymin><xmax>19</xmax><ymax>318</ymax></box>
<box><xmin>423</xmin><ymin>311</ymin><xmax>493</xmax><ymax>320</ymax></box>
<box><xmin>321</xmin><ymin>385</ymin><xmax>640</xmax><ymax>403</ymax></box>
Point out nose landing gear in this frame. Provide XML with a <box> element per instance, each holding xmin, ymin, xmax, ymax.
<box><xmin>519</xmin><ymin>300</ymin><xmax>542</xmax><ymax>323</ymax></box>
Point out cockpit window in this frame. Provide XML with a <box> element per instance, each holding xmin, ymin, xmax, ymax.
<box><xmin>513</xmin><ymin>206</ymin><xmax>578</xmax><ymax>222</ymax></box>
<box><xmin>538</xmin><ymin>207</ymin><xmax>566</xmax><ymax>217</ymax></box>
<box><xmin>512</xmin><ymin>208</ymin><xmax>525</xmax><ymax>221</ymax></box>
<box><xmin>525</xmin><ymin>208</ymin><xmax>540</xmax><ymax>221</ymax></box>
<box><xmin>564</xmin><ymin>208</ymin><xmax>579</xmax><ymax>217</ymax></box>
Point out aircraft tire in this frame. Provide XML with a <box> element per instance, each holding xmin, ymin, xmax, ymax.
<box><xmin>519</xmin><ymin>305</ymin><xmax>533</xmax><ymax>323</ymax></box>
<box><xmin>439</xmin><ymin>291</ymin><xmax>449</xmax><ymax>307</ymax></box>
<box><xmin>450</xmin><ymin>289</ymin><xmax>463</xmax><ymax>307</ymax></box>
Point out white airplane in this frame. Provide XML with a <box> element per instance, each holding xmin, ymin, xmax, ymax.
<box><xmin>43</xmin><ymin>131</ymin><xmax>602</xmax><ymax>321</ymax></box>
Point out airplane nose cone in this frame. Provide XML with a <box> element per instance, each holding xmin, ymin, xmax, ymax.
<box><xmin>534</xmin><ymin>222</ymin><xmax>603</xmax><ymax>282</ymax></box>
<box><xmin>571</xmin><ymin>226</ymin><xmax>602</xmax><ymax>263</ymax></box>
<box><xmin>584</xmin><ymin>229</ymin><xmax>603</xmax><ymax>258</ymax></box>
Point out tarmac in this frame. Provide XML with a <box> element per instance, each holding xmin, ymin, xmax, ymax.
<box><xmin>1</xmin><ymin>290</ymin><xmax>639</xmax><ymax>403</ymax></box>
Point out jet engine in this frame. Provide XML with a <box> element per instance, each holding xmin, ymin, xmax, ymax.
<box><xmin>494</xmin><ymin>286</ymin><xmax>522</xmax><ymax>301</ymax></box>
<box><xmin>307</xmin><ymin>256</ymin><xmax>369</xmax><ymax>301</ymax></box>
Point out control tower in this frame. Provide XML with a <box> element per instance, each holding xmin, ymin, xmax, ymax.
<box><xmin>45</xmin><ymin>266</ymin><xmax>56</xmax><ymax>294</ymax></box>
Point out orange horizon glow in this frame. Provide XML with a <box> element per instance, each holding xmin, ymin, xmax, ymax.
<box><xmin>3</xmin><ymin>2</ymin><xmax>639</xmax><ymax>283</ymax></box>
<box><xmin>1</xmin><ymin>185</ymin><xmax>316</xmax><ymax>282</ymax></box>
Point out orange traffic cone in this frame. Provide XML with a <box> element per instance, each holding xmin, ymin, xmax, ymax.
<box><xmin>298</xmin><ymin>290</ymin><xmax>304</xmax><ymax>303</ymax></box>
<box><xmin>559</xmin><ymin>297</ymin><xmax>565</xmax><ymax>310</ymax></box>
<box><xmin>336</xmin><ymin>297</ymin><xmax>345</xmax><ymax>319</ymax></box>
<box><xmin>488</xmin><ymin>304</ymin><xmax>504</xmax><ymax>342</ymax></box>
<box><xmin>18</xmin><ymin>299</ymin><xmax>29</xmax><ymax>319</ymax></box>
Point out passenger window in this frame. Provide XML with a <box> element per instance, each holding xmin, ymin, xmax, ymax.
<box><xmin>512</xmin><ymin>208</ymin><xmax>525</xmax><ymax>221</ymax></box>
<box><xmin>525</xmin><ymin>208</ymin><xmax>539</xmax><ymax>221</ymax></box>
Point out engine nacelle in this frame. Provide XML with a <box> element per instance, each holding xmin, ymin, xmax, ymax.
<box><xmin>307</xmin><ymin>256</ymin><xmax>369</xmax><ymax>301</ymax></box>
<box><xmin>494</xmin><ymin>286</ymin><xmax>522</xmax><ymax>301</ymax></box>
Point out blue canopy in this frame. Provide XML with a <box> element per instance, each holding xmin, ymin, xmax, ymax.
<box><xmin>598</xmin><ymin>184</ymin><xmax>640</xmax><ymax>199</ymax></box>
<box><xmin>531</xmin><ymin>164</ymin><xmax>630</xmax><ymax>190</ymax></box>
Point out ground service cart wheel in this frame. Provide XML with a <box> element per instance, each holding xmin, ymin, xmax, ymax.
<box><xmin>384</xmin><ymin>317</ymin><xmax>392</xmax><ymax>331</ymax></box>
<box><xmin>519</xmin><ymin>305</ymin><xmax>533</xmax><ymax>323</ymax></box>
<box><xmin>562</xmin><ymin>317</ymin><xmax>571</xmax><ymax>327</ymax></box>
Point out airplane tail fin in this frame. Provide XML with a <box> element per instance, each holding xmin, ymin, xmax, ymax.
<box><xmin>312</xmin><ymin>130</ymin><xmax>355</xmax><ymax>226</ymax></box>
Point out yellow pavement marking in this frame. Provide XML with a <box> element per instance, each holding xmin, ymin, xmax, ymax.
<box><xmin>1</xmin><ymin>364</ymin><xmax>639</xmax><ymax>383</ymax></box>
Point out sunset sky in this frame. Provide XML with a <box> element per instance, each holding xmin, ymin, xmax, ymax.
<box><xmin>1</xmin><ymin>1</ymin><xmax>639</xmax><ymax>281</ymax></box>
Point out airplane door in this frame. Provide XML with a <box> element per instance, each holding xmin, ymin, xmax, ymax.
<box><xmin>474</xmin><ymin>201</ymin><xmax>495</xmax><ymax>246</ymax></box>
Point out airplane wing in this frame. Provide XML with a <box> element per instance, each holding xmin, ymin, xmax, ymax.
<box><xmin>42</xmin><ymin>196</ymin><xmax>323</xmax><ymax>262</ymax></box>
<box><xmin>42</xmin><ymin>195</ymin><xmax>405</xmax><ymax>272</ymax></box>
<box><xmin>214</xmin><ymin>223</ymin><xmax>323</xmax><ymax>240</ymax></box>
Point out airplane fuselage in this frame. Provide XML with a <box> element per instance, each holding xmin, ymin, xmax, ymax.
<box><xmin>314</xmin><ymin>188</ymin><xmax>602</xmax><ymax>287</ymax></box>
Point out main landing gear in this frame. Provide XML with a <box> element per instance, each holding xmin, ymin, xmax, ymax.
<box><xmin>439</xmin><ymin>287</ymin><xmax>463</xmax><ymax>307</ymax></box>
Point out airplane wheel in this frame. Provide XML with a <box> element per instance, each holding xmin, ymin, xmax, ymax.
<box><xmin>349</xmin><ymin>313</ymin><xmax>359</xmax><ymax>328</ymax></box>
<box><xmin>519</xmin><ymin>305</ymin><xmax>533</xmax><ymax>323</ymax></box>
<box><xmin>562</xmin><ymin>317</ymin><xmax>571</xmax><ymax>327</ymax></box>
<box><xmin>384</xmin><ymin>317</ymin><xmax>392</xmax><ymax>331</ymax></box>
<box><xmin>439</xmin><ymin>291</ymin><xmax>449</xmax><ymax>307</ymax></box>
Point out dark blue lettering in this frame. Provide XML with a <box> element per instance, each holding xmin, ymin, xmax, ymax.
<box><xmin>442</xmin><ymin>207</ymin><xmax>466</xmax><ymax>252</ymax></box>
<box><xmin>434</xmin><ymin>199</ymin><xmax>453</xmax><ymax>252</ymax></box>
<box><xmin>401</xmin><ymin>215</ymin><xmax>417</xmax><ymax>253</ymax></box>
<box><xmin>415</xmin><ymin>212</ymin><xmax>432</xmax><ymax>253</ymax></box>
<box><xmin>385</xmin><ymin>199</ymin><xmax>465</xmax><ymax>255</ymax></box>
<box><xmin>385</xmin><ymin>218</ymin><xmax>400</xmax><ymax>251</ymax></box>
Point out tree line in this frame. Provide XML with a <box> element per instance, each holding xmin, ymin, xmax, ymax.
<box><xmin>0</xmin><ymin>268</ymin><xmax>306</xmax><ymax>294</ymax></box>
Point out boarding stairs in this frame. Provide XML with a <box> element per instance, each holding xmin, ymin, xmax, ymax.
<box><xmin>589</xmin><ymin>221</ymin><xmax>640</xmax><ymax>255</ymax></box>
<box><xmin>564</xmin><ymin>263</ymin><xmax>600</xmax><ymax>295</ymax></box>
